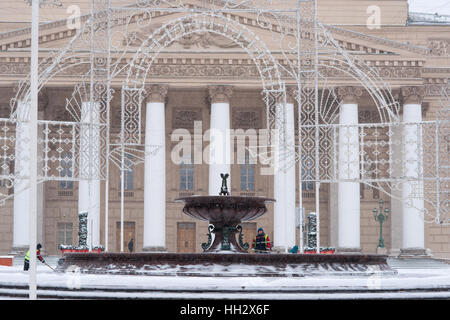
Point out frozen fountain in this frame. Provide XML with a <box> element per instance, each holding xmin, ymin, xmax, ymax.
<box><xmin>175</xmin><ymin>174</ymin><xmax>274</xmax><ymax>253</ymax></box>
<box><xmin>57</xmin><ymin>174</ymin><xmax>396</xmax><ymax>277</ymax></box>
<box><xmin>175</xmin><ymin>195</ymin><xmax>274</xmax><ymax>253</ymax></box>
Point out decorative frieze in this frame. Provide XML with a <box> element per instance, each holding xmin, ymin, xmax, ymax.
<box><xmin>358</xmin><ymin>110</ymin><xmax>380</xmax><ymax>123</ymax></box>
<box><xmin>232</xmin><ymin>108</ymin><xmax>262</xmax><ymax>129</ymax></box>
<box><xmin>428</xmin><ymin>39</ymin><xmax>450</xmax><ymax>56</ymax></box>
<box><xmin>172</xmin><ymin>108</ymin><xmax>202</xmax><ymax>130</ymax></box>
<box><xmin>0</xmin><ymin>60</ymin><xmax>425</xmax><ymax>81</ymax></box>
<box><xmin>129</xmin><ymin>23</ymin><xmax>242</xmax><ymax>49</ymax></box>
<box><xmin>147</xmin><ymin>64</ymin><xmax>260</xmax><ymax>79</ymax></box>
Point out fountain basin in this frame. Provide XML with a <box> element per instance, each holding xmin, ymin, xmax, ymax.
<box><xmin>56</xmin><ymin>252</ymin><xmax>396</xmax><ymax>277</ymax></box>
<box><xmin>175</xmin><ymin>195</ymin><xmax>275</xmax><ymax>252</ymax></box>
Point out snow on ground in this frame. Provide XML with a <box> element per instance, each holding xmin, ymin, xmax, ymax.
<box><xmin>0</xmin><ymin>256</ymin><xmax>449</xmax><ymax>299</ymax></box>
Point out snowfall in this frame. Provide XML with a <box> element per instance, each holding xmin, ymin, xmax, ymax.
<box><xmin>0</xmin><ymin>256</ymin><xmax>449</xmax><ymax>299</ymax></box>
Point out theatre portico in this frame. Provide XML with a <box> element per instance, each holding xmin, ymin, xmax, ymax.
<box><xmin>0</xmin><ymin>0</ymin><xmax>448</xmax><ymax>260</ymax></box>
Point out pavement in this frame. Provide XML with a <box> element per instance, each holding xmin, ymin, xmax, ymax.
<box><xmin>0</xmin><ymin>255</ymin><xmax>448</xmax><ymax>299</ymax></box>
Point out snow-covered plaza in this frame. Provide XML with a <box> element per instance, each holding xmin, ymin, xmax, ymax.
<box><xmin>0</xmin><ymin>256</ymin><xmax>449</xmax><ymax>299</ymax></box>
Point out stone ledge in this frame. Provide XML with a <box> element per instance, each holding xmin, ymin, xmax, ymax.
<box><xmin>56</xmin><ymin>252</ymin><xmax>396</xmax><ymax>277</ymax></box>
<box><xmin>336</xmin><ymin>247</ymin><xmax>362</xmax><ymax>254</ymax></box>
<box><xmin>398</xmin><ymin>248</ymin><xmax>431</xmax><ymax>259</ymax></box>
<box><xmin>9</xmin><ymin>246</ymin><xmax>28</xmax><ymax>256</ymax></box>
<box><xmin>142</xmin><ymin>246</ymin><xmax>168</xmax><ymax>253</ymax></box>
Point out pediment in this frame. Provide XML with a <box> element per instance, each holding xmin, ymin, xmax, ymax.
<box><xmin>127</xmin><ymin>22</ymin><xmax>246</xmax><ymax>50</ymax></box>
<box><xmin>0</xmin><ymin>1</ymin><xmax>431</xmax><ymax>59</ymax></box>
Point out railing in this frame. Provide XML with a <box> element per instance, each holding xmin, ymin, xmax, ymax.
<box><xmin>58</xmin><ymin>190</ymin><xmax>74</xmax><ymax>197</ymax></box>
<box><xmin>117</xmin><ymin>191</ymin><xmax>134</xmax><ymax>198</ymax></box>
<box><xmin>302</xmin><ymin>191</ymin><xmax>315</xmax><ymax>199</ymax></box>
<box><xmin>408</xmin><ymin>12</ymin><xmax>450</xmax><ymax>25</ymax></box>
<box><xmin>178</xmin><ymin>191</ymin><xmax>194</xmax><ymax>197</ymax></box>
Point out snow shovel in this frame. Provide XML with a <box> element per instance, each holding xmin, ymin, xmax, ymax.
<box><xmin>43</xmin><ymin>262</ymin><xmax>56</xmax><ymax>272</ymax></box>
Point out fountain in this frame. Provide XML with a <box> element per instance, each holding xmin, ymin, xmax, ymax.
<box><xmin>57</xmin><ymin>174</ymin><xmax>396</xmax><ymax>277</ymax></box>
<box><xmin>175</xmin><ymin>174</ymin><xmax>275</xmax><ymax>253</ymax></box>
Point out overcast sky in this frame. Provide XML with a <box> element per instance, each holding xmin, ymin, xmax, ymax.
<box><xmin>408</xmin><ymin>0</ymin><xmax>450</xmax><ymax>15</ymax></box>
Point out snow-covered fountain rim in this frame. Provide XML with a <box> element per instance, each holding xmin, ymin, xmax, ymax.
<box><xmin>56</xmin><ymin>252</ymin><xmax>396</xmax><ymax>277</ymax></box>
<box><xmin>58</xmin><ymin>252</ymin><xmax>390</xmax><ymax>265</ymax></box>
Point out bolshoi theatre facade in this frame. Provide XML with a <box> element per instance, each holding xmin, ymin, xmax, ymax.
<box><xmin>0</xmin><ymin>0</ymin><xmax>448</xmax><ymax>259</ymax></box>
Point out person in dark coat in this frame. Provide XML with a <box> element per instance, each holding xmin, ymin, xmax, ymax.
<box><xmin>24</xmin><ymin>243</ymin><xmax>46</xmax><ymax>271</ymax></box>
<box><xmin>251</xmin><ymin>228</ymin><xmax>271</xmax><ymax>253</ymax></box>
<box><xmin>128</xmin><ymin>238</ymin><xmax>134</xmax><ymax>253</ymax></box>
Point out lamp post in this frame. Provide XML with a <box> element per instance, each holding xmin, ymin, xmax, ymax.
<box><xmin>372</xmin><ymin>199</ymin><xmax>389</xmax><ymax>251</ymax></box>
<box><xmin>23</xmin><ymin>0</ymin><xmax>62</xmax><ymax>301</ymax></box>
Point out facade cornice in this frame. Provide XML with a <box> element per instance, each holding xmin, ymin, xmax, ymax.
<box><xmin>323</xmin><ymin>25</ymin><xmax>431</xmax><ymax>56</ymax></box>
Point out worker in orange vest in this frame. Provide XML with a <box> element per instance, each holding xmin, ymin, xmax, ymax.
<box><xmin>251</xmin><ymin>228</ymin><xmax>271</xmax><ymax>253</ymax></box>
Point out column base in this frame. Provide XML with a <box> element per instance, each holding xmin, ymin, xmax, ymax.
<box><xmin>398</xmin><ymin>247</ymin><xmax>431</xmax><ymax>259</ymax></box>
<box><xmin>389</xmin><ymin>248</ymin><xmax>402</xmax><ymax>257</ymax></box>
<box><xmin>376</xmin><ymin>247</ymin><xmax>388</xmax><ymax>255</ymax></box>
<box><xmin>9</xmin><ymin>246</ymin><xmax>28</xmax><ymax>256</ymax></box>
<box><xmin>142</xmin><ymin>246</ymin><xmax>168</xmax><ymax>253</ymax></box>
<box><xmin>336</xmin><ymin>247</ymin><xmax>361</xmax><ymax>254</ymax></box>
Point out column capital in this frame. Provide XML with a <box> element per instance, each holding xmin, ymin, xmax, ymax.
<box><xmin>400</xmin><ymin>86</ymin><xmax>425</xmax><ymax>105</ymax></box>
<box><xmin>337</xmin><ymin>86</ymin><xmax>363</xmax><ymax>104</ymax></box>
<box><xmin>144</xmin><ymin>84</ymin><xmax>168</xmax><ymax>103</ymax></box>
<box><xmin>208</xmin><ymin>85</ymin><xmax>233</xmax><ymax>104</ymax></box>
<box><xmin>285</xmin><ymin>86</ymin><xmax>299</xmax><ymax>104</ymax></box>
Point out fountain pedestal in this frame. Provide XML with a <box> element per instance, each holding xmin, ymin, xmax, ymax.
<box><xmin>201</xmin><ymin>224</ymin><xmax>250</xmax><ymax>252</ymax></box>
<box><xmin>175</xmin><ymin>195</ymin><xmax>275</xmax><ymax>253</ymax></box>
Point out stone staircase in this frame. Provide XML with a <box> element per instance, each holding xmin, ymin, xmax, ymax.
<box><xmin>387</xmin><ymin>257</ymin><xmax>450</xmax><ymax>269</ymax></box>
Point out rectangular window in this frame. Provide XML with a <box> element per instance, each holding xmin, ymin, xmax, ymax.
<box><xmin>0</xmin><ymin>159</ymin><xmax>11</xmax><ymax>188</ymax></box>
<box><xmin>301</xmin><ymin>158</ymin><xmax>314</xmax><ymax>191</ymax></box>
<box><xmin>57</xmin><ymin>222</ymin><xmax>73</xmax><ymax>247</ymax></box>
<box><xmin>120</xmin><ymin>154</ymin><xmax>134</xmax><ymax>190</ymax></box>
<box><xmin>180</xmin><ymin>156</ymin><xmax>194</xmax><ymax>190</ymax></box>
<box><xmin>240</xmin><ymin>152</ymin><xmax>255</xmax><ymax>191</ymax></box>
<box><xmin>60</xmin><ymin>152</ymin><xmax>73</xmax><ymax>189</ymax></box>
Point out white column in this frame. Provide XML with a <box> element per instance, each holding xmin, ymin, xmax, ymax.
<box><xmin>12</xmin><ymin>101</ymin><xmax>31</xmax><ymax>254</ymax></box>
<box><xmin>78</xmin><ymin>102</ymin><xmax>101</xmax><ymax>247</ymax></box>
<box><xmin>143</xmin><ymin>85</ymin><xmax>168</xmax><ymax>251</ymax></box>
<box><xmin>400</xmin><ymin>87</ymin><xmax>426</xmax><ymax>256</ymax></box>
<box><xmin>390</xmin><ymin>123</ymin><xmax>403</xmax><ymax>256</ymax></box>
<box><xmin>337</xmin><ymin>87</ymin><xmax>361</xmax><ymax>252</ymax></box>
<box><xmin>273</xmin><ymin>94</ymin><xmax>296</xmax><ymax>251</ymax></box>
<box><xmin>208</xmin><ymin>86</ymin><xmax>232</xmax><ymax>195</ymax></box>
